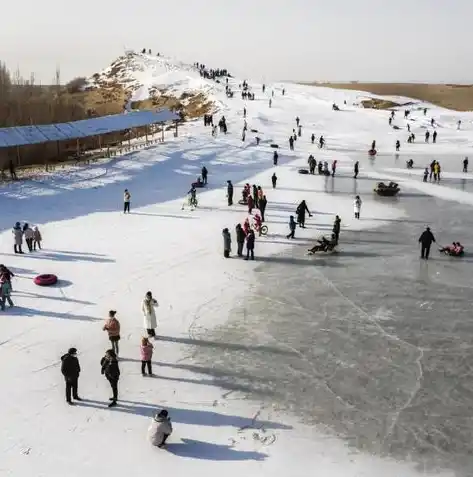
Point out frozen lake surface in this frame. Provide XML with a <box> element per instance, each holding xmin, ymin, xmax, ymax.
<box><xmin>190</xmin><ymin>154</ymin><xmax>473</xmax><ymax>476</ymax></box>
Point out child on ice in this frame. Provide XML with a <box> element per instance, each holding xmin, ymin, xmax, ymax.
<box><xmin>33</xmin><ymin>226</ymin><xmax>42</xmax><ymax>250</ymax></box>
<box><xmin>286</xmin><ymin>216</ymin><xmax>296</xmax><ymax>239</ymax></box>
<box><xmin>148</xmin><ymin>409</ymin><xmax>173</xmax><ymax>448</ymax></box>
<box><xmin>140</xmin><ymin>337</ymin><xmax>154</xmax><ymax>376</ymax></box>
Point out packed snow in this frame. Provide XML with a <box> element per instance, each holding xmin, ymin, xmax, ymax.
<box><xmin>3</xmin><ymin>53</ymin><xmax>473</xmax><ymax>477</ymax></box>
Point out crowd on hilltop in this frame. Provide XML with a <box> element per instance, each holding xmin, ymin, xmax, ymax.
<box><xmin>195</xmin><ymin>63</ymin><xmax>230</xmax><ymax>80</ymax></box>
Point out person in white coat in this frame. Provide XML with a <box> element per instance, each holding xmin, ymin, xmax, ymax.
<box><xmin>148</xmin><ymin>410</ymin><xmax>173</xmax><ymax>448</ymax></box>
<box><xmin>354</xmin><ymin>195</ymin><xmax>362</xmax><ymax>219</ymax></box>
<box><xmin>142</xmin><ymin>291</ymin><xmax>158</xmax><ymax>338</ymax></box>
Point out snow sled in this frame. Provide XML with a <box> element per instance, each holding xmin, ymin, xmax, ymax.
<box><xmin>191</xmin><ymin>181</ymin><xmax>206</xmax><ymax>188</ymax></box>
<box><xmin>307</xmin><ymin>245</ymin><xmax>338</xmax><ymax>255</ymax></box>
<box><xmin>368</xmin><ymin>149</ymin><xmax>377</xmax><ymax>156</ymax></box>
<box><xmin>439</xmin><ymin>247</ymin><xmax>465</xmax><ymax>257</ymax></box>
<box><xmin>250</xmin><ymin>129</ymin><xmax>258</xmax><ymax>133</ymax></box>
<box><xmin>298</xmin><ymin>168</ymin><xmax>309</xmax><ymax>175</ymax></box>
<box><xmin>238</xmin><ymin>198</ymin><xmax>248</xmax><ymax>205</ymax></box>
<box><xmin>270</xmin><ymin>144</ymin><xmax>279</xmax><ymax>149</ymax></box>
<box><xmin>34</xmin><ymin>274</ymin><xmax>58</xmax><ymax>286</ymax></box>
<box><xmin>374</xmin><ymin>182</ymin><xmax>400</xmax><ymax>196</ymax></box>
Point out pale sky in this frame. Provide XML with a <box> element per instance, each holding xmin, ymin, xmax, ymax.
<box><xmin>1</xmin><ymin>0</ymin><xmax>472</xmax><ymax>85</ymax></box>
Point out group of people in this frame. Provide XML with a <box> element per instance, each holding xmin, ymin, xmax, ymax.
<box><xmin>12</xmin><ymin>222</ymin><xmax>42</xmax><ymax>254</ymax></box>
<box><xmin>61</xmin><ymin>291</ymin><xmax>158</xmax><ymax>407</ymax></box>
<box><xmin>422</xmin><ymin>160</ymin><xmax>442</xmax><ymax>182</ymax></box>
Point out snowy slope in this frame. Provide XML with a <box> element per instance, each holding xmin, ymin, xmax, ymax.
<box><xmin>87</xmin><ymin>51</ymin><xmax>220</xmax><ymax>107</ymax></box>
<box><xmin>2</xmin><ymin>59</ymin><xmax>473</xmax><ymax>477</ymax></box>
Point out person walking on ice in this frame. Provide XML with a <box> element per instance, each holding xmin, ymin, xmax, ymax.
<box><xmin>103</xmin><ymin>310</ymin><xmax>121</xmax><ymax>356</ymax></box>
<box><xmin>123</xmin><ymin>189</ymin><xmax>131</xmax><ymax>213</ymax></box>
<box><xmin>142</xmin><ymin>291</ymin><xmax>158</xmax><ymax>338</ymax></box>
<box><xmin>286</xmin><ymin>215</ymin><xmax>296</xmax><ymax>239</ymax></box>
<box><xmin>271</xmin><ymin>173</ymin><xmax>277</xmax><ymax>188</ymax></box>
<box><xmin>100</xmin><ymin>349</ymin><xmax>120</xmax><ymax>407</ymax></box>
<box><xmin>354</xmin><ymin>195</ymin><xmax>362</xmax><ymax>219</ymax></box>
<box><xmin>140</xmin><ymin>337</ymin><xmax>154</xmax><ymax>376</ymax></box>
<box><xmin>419</xmin><ymin>227</ymin><xmax>436</xmax><ymax>260</ymax></box>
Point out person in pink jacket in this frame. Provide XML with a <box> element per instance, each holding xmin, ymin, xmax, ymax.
<box><xmin>140</xmin><ymin>337</ymin><xmax>154</xmax><ymax>376</ymax></box>
<box><xmin>103</xmin><ymin>310</ymin><xmax>121</xmax><ymax>356</ymax></box>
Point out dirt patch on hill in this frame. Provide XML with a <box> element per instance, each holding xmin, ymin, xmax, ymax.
<box><xmin>312</xmin><ymin>83</ymin><xmax>473</xmax><ymax>111</ymax></box>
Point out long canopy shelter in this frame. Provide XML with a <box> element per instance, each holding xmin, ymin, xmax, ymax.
<box><xmin>0</xmin><ymin>109</ymin><xmax>180</xmax><ymax>148</ymax></box>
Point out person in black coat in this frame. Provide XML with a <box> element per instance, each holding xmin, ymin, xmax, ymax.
<box><xmin>296</xmin><ymin>200</ymin><xmax>312</xmax><ymax>228</ymax></box>
<box><xmin>333</xmin><ymin>215</ymin><xmax>341</xmax><ymax>244</ymax></box>
<box><xmin>271</xmin><ymin>173</ymin><xmax>277</xmax><ymax>188</ymax></box>
<box><xmin>258</xmin><ymin>195</ymin><xmax>267</xmax><ymax>222</ymax></box>
<box><xmin>273</xmin><ymin>151</ymin><xmax>278</xmax><ymax>165</ymax></box>
<box><xmin>353</xmin><ymin>161</ymin><xmax>359</xmax><ymax>179</ymax></box>
<box><xmin>61</xmin><ymin>347</ymin><xmax>81</xmax><ymax>405</ymax></box>
<box><xmin>201</xmin><ymin>166</ymin><xmax>208</xmax><ymax>185</ymax></box>
<box><xmin>419</xmin><ymin>227</ymin><xmax>436</xmax><ymax>260</ymax></box>
<box><xmin>245</xmin><ymin>229</ymin><xmax>255</xmax><ymax>260</ymax></box>
<box><xmin>227</xmin><ymin>180</ymin><xmax>233</xmax><ymax>206</ymax></box>
<box><xmin>101</xmin><ymin>349</ymin><xmax>120</xmax><ymax>407</ymax></box>
<box><xmin>235</xmin><ymin>224</ymin><xmax>246</xmax><ymax>257</ymax></box>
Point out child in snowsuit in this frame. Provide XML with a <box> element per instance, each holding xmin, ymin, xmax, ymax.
<box><xmin>103</xmin><ymin>310</ymin><xmax>121</xmax><ymax>356</ymax></box>
<box><xmin>140</xmin><ymin>337</ymin><xmax>154</xmax><ymax>376</ymax></box>
<box><xmin>222</xmin><ymin>228</ymin><xmax>231</xmax><ymax>258</ymax></box>
<box><xmin>0</xmin><ymin>272</ymin><xmax>13</xmax><ymax>310</ymax></box>
<box><xmin>287</xmin><ymin>216</ymin><xmax>296</xmax><ymax>239</ymax></box>
<box><xmin>33</xmin><ymin>226</ymin><xmax>42</xmax><ymax>250</ymax></box>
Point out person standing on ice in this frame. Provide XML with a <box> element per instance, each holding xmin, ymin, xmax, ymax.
<box><xmin>148</xmin><ymin>410</ymin><xmax>173</xmax><ymax>448</ymax></box>
<box><xmin>432</xmin><ymin>130</ymin><xmax>437</xmax><ymax>143</ymax></box>
<box><xmin>235</xmin><ymin>224</ymin><xmax>245</xmax><ymax>257</ymax></box>
<box><xmin>354</xmin><ymin>195</ymin><xmax>362</xmax><ymax>219</ymax></box>
<box><xmin>245</xmin><ymin>229</ymin><xmax>255</xmax><ymax>260</ymax></box>
<box><xmin>311</xmin><ymin>133</ymin><xmax>315</xmax><ymax>144</ymax></box>
<box><xmin>353</xmin><ymin>161</ymin><xmax>359</xmax><ymax>179</ymax></box>
<box><xmin>100</xmin><ymin>349</ymin><xmax>120</xmax><ymax>407</ymax></box>
<box><xmin>201</xmin><ymin>166</ymin><xmax>208</xmax><ymax>185</ymax></box>
<box><xmin>331</xmin><ymin>160</ymin><xmax>337</xmax><ymax>177</ymax></box>
<box><xmin>458</xmin><ymin>120</ymin><xmax>462</xmax><ymax>130</ymax></box>
<box><xmin>123</xmin><ymin>189</ymin><xmax>131</xmax><ymax>214</ymax></box>
<box><xmin>296</xmin><ymin>117</ymin><xmax>300</xmax><ymax>127</ymax></box>
<box><xmin>271</xmin><ymin>173</ymin><xmax>277</xmax><ymax>188</ymax></box>
<box><xmin>12</xmin><ymin>222</ymin><xmax>23</xmax><ymax>254</ymax></box>
<box><xmin>243</xmin><ymin>107</ymin><xmax>247</xmax><ymax>118</ymax></box>
<box><xmin>222</xmin><ymin>228</ymin><xmax>232</xmax><ymax>258</ymax></box>
<box><xmin>282</xmin><ymin>88</ymin><xmax>285</xmax><ymax>95</ymax></box>
<box><xmin>227</xmin><ymin>180</ymin><xmax>234</xmax><ymax>206</ymax></box>
<box><xmin>273</xmin><ymin>151</ymin><xmax>279</xmax><ymax>165</ymax></box>
<box><xmin>0</xmin><ymin>271</ymin><xmax>14</xmax><ymax>310</ymax></box>
<box><xmin>296</xmin><ymin>200</ymin><xmax>312</xmax><ymax>228</ymax></box>
<box><xmin>289</xmin><ymin>136</ymin><xmax>294</xmax><ymax>151</ymax></box>
<box><xmin>425</xmin><ymin>131</ymin><xmax>430</xmax><ymax>143</ymax></box>
<box><xmin>247</xmin><ymin>194</ymin><xmax>254</xmax><ymax>214</ymax></box>
<box><xmin>33</xmin><ymin>226</ymin><xmax>42</xmax><ymax>250</ymax></box>
<box><xmin>259</xmin><ymin>195</ymin><xmax>267</xmax><ymax>222</ymax></box>
<box><xmin>142</xmin><ymin>291</ymin><xmax>159</xmax><ymax>338</ymax></box>
<box><xmin>103</xmin><ymin>310</ymin><xmax>121</xmax><ymax>356</ymax></box>
<box><xmin>269</xmin><ymin>98</ymin><xmax>272</xmax><ymax>108</ymax></box>
<box><xmin>396</xmin><ymin>140</ymin><xmax>400</xmax><ymax>152</ymax></box>
<box><xmin>61</xmin><ymin>348</ymin><xmax>81</xmax><ymax>405</ymax></box>
<box><xmin>319</xmin><ymin>136</ymin><xmax>325</xmax><ymax>148</ymax></box>
<box><xmin>308</xmin><ymin>155</ymin><xmax>316</xmax><ymax>174</ymax></box>
<box><xmin>140</xmin><ymin>337</ymin><xmax>154</xmax><ymax>376</ymax></box>
<box><xmin>23</xmin><ymin>224</ymin><xmax>34</xmax><ymax>252</ymax></box>
<box><xmin>298</xmin><ymin>125</ymin><xmax>302</xmax><ymax>137</ymax></box>
<box><xmin>423</xmin><ymin>167</ymin><xmax>429</xmax><ymax>182</ymax></box>
<box><xmin>333</xmin><ymin>216</ymin><xmax>341</xmax><ymax>244</ymax></box>
<box><xmin>419</xmin><ymin>227</ymin><xmax>436</xmax><ymax>260</ymax></box>
<box><xmin>463</xmin><ymin>157</ymin><xmax>468</xmax><ymax>173</ymax></box>
<box><xmin>286</xmin><ymin>215</ymin><xmax>296</xmax><ymax>239</ymax></box>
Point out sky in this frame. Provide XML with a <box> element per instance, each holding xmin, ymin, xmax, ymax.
<box><xmin>1</xmin><ymin>0</ymin><xmax>473</xmax><ymax>85</ymax></box>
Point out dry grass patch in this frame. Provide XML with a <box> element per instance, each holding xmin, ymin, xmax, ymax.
<box><xmin>312</xmin><ymin>82</ymin><xmax>473</xmax><ymax>111</ymax></box>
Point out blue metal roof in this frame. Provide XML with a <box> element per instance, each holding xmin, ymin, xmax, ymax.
<box><xmin>0</xmin><ymin>109</ymin><xmax>179</xmax><ymax>148</ymax></box>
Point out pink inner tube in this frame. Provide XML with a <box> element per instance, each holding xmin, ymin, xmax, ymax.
<box><xmin>34</xmin><ymin>274</ymin><xmax>58</xmax><ymax>286</ymax></box>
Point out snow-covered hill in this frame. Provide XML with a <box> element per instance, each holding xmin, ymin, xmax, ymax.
<box><xmin>87</xmin><ymin>52</ymin><xmax>222</xmax><ymax>114</ymax></box>
<box><xmin>2</xmin><ymin>52</ymin><xmax>473</xmax><ymax>477</ymax></box>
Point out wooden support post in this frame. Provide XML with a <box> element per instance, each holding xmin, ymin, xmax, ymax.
<box><xmin>175</xmin><ymin>120</ymin><xmax>178</xmax><ymax>138</ymax></box>
<box><xmin>76</xmin><ymin>139</ymin><xmax>80</xmax><ymax>156</ymax></box>
<box><xmin>98</xmin><ymin>135</ymin><xmax>102</xmax><ymax>150</ymax></box>
<box><xmin>56</xmin><ymin>141</ymin><xmax>60</xmax><ymax>158</ymax></box>
<box><xmin>16</xmin><ymin>146</ymin><xmax>21</xmax><ymax>166</ymax></box>
<box><xmin>145</xmin><ymin>125</ymin><xmax>148</xmax><ymax>144</ymax></box>
<box><xmin>161</xmin><ymin>122</ymin><xmax>164</xmax><ymax>142</ymax></box>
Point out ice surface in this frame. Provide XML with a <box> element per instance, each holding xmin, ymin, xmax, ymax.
<box><xmin>192</xmin><ymin>155</ymin><xmax>473</xmax><ymax>476</ymax></box>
